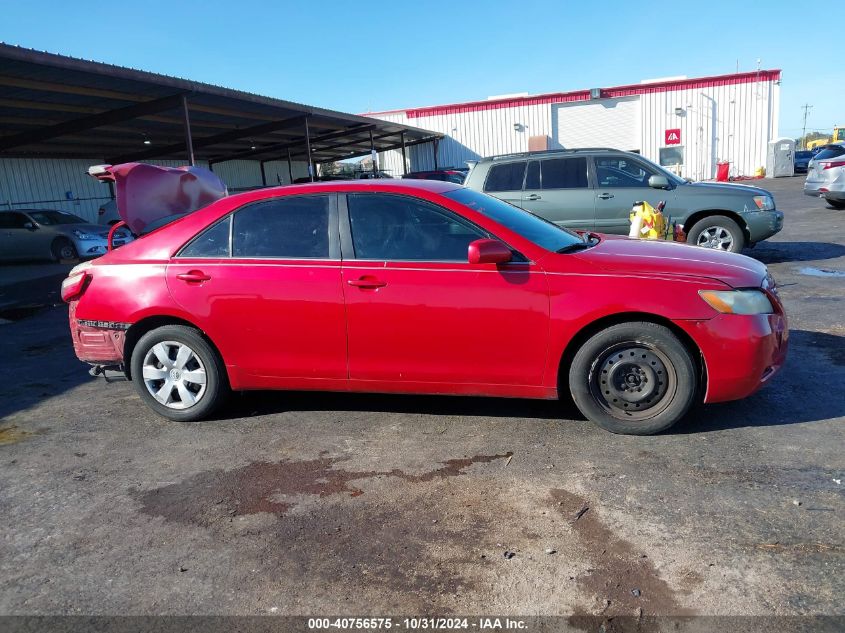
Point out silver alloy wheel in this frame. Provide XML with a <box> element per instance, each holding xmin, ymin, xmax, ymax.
<box><xmin>696</xmin><ymin>226</ymin><xmax>734</xmax><ymax>250</ymax></box>
<box><xmin>141</xmin><ymin>340</ymin><xmax>207</xmax><ymax>410</ymax></box>
<box><xmin>60</xmin><ymin>243</ymin><xmax>76</xmax><ymax>259</ymax></box>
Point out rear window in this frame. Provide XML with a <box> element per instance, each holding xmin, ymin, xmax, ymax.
<box><xmin>814</xmin><ymin>146</ymin><xmax>845</xmax><ymax>160</ymax></box>
<box><xmin>484</xmin><ymin>162</ymin><xmax>527</xmax><ymax>192</ymax></box>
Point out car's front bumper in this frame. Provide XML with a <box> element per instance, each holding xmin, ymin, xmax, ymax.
<box><xmin>674</xmin><ymin>311</ymin><xmax>788</xmax><ymax>403</ymax></box>
<box><xmin>743</xmin><ymin>209</ymin><xmax>783</xmax><ymax>244</ymax></box>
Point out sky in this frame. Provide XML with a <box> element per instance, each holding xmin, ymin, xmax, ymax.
<box><xmin>0</xmin><ymin>0</ymin><xmax>841</xmax><ymax>138</ymax></box>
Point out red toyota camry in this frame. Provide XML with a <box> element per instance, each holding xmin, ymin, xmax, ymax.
<box><xmin>62</xmin><ymin>180</ymin><xmax>788</xmax><ymax>435</ymax></box>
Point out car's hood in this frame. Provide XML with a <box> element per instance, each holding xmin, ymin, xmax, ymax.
<box><xmin>681</xmin><ymin>180</ymin><xmax>771</xmax><ymax>197</ymax></box>
<box><xmin>569</xmin><ymin>235</ymin><xmax>768</xmax><ymax>288</ymax></box>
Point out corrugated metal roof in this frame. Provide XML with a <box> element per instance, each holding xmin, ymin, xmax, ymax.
<box><xmin>0</xmin><ymin>43</ymin><xmax>441</xmax><ymax>164</ymax></box>
<box><xmin>365</xmin><ymin>70</ymin><xmax>783</xmax><ymax>119</ymax></box>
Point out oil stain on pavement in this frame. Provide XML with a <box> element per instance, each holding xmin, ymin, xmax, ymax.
<box><xmin>137</xmin><ymin>452</ymin><xmax>513</xmax><ymax>527</ymax></box>
<box><xmin>552</xmin><ymin>488</ymin><xmax>685</xmax><ymax>620</ymax></box>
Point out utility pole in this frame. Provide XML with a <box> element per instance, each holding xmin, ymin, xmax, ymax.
<box><xmin>801</xmin><ymin>104</ymin><xmax>813</xmax><ymax>149</ymax></box>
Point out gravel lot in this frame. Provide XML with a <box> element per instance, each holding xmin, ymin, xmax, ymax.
<box><xmin>0</xmin><ymin>177</ymin><xmax>842</xmax><ymax>624</ymax></box>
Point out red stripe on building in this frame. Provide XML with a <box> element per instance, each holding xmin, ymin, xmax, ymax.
<box><xmin>367</xmin><ymin>70</ymin><xmax>781</xmax><ymax>120</ymax></box>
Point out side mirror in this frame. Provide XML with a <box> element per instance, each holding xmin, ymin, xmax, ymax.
<box><xmin>468</xmin><ymin>238</ymin><xmax>512</xmax><ymax>265</ymax></box>
<box><xmin>648</xmin><ymin>175</ymin><xmax>671</xmax><ymax>190</ymax></box>
<box><xmin>23</xmin><ymin>222</ymin><xmax>37</xmax><ymax>231</ymax></box>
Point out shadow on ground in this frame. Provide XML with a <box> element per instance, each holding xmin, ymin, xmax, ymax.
<box><xmin>0</xmin><ymin>306</ymin><xmax>91</xmax><ymax>420</ymax></box>
<box><xmin>749</xmin><ymin>241</ymin><xmax>845</xmax><ymax>264</ymax></box>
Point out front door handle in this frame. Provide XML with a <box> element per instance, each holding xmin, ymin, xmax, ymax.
<box><xmin>525</xmin><ymin>194</ymin><xmax>542</xmax><ymax>201</ymax></box>
<box><xmin>176</xmin><ymin>270</ymin><xmax>211</xmax><ymax>283</ymax></box>
<box><xmin>348</xmin><ymin>276</ymin><xmax>387</xmax><ymax>289</ymax></box>
<box><xmin>597</xmin><ymin>193</ymin><xmax>614</xmax><ymax>200</ymax></box>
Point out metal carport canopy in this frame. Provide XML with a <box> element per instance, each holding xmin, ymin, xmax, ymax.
<box><xmin>0</xmin><ymin>43</ymin><xmax>442</xmax><ymax>171</ymax></box>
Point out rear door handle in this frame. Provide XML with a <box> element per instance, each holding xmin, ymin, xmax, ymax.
<box><xmin>348</xmin><ymin>276</ymin><xmax>387</xmax><ymax>289</ymax></box>
<box><xmin>525</xmin><ymin>194</ymin><xmax>542</xmax><ymax>201</ymax></box>
<box><xmin>176</xmin><ymin>270</ymin><xmax>211</xmax><ymax>283</ymax></box>
<box><xmin>597</xmin><ymin>193</ymin><xmax>614</xmax><ymax>200</ymax></box>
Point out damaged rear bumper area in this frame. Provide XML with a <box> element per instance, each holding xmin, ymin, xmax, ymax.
<box><xmin>68</xmin><ymin>302</ymin><xmax>128</xmax><ymax>369</ymax></box>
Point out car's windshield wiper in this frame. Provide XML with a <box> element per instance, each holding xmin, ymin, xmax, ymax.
<box><xmin>556</xmin><ymin>241</ymin><xmax>595</xmax><ymax>254</ymax></box>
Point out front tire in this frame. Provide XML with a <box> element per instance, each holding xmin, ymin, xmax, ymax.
<box><xmin>130</xmin><ymin>325</ymin><xmax>229</xmax><ymax>422</ymax></box>
<box><xmin>51</xmin><ymin>238</ymin><xmax>78</xmax><ymax>262</ymax></box>
<box><xmin>568</xmin><ymin>322</ymin><xmax>697</xmax><ymax>435</ymax></box>
<box><xmin>686</xmin><ymin>215</ymin><xmax>745</xmax><ymax>253</ymax></box>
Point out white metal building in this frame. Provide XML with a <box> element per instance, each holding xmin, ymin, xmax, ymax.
<box><xmin>367</xmin><ymin>70</ymin><xmax>782</xmax><ymax>181</ymax></box>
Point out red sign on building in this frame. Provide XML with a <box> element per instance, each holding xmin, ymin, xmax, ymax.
<box><xmin>665</xmin><ymin>129</ymin><xmax>681</xmax><ymax>145</ymax></box>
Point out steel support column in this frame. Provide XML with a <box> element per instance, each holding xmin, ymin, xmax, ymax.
<box><xmin>400</xmin><ymin>131</ymin><xmax>408</xmax><ymax>175</ymax></box>
<box><xmin>304</xmin><ymin>118</ymin><xmax>314</xmax><ymax>182</ymax></box>
<box><xmin>287</xmin><ymin>148</ymin><xmax>294</xmax><ymax>183</ymax></box>
<box><xmin>260</xmin><ymin>160</ymin><xmax>267</xmax><ymax>187</ymax></box>
<box><xmin>370</xmin><ymin>130</ymin><xmax>377</xmax><ymax>175</ymax></box>
<box><xmin>433</xmin><ymin>138</ymin><xmax>439</xmax><ymax>170</ymax></box>
<box><xmin>181</xmin><ymin>95</ymin><xmax>195</xmax><ymax>166</ymax></box>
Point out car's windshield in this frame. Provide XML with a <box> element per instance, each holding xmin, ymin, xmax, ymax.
<box><xmin>28</xmin><ymin>210</ymin><xmax>86</xmax><ymax>225</ymax></box>
<box><xmin>444</xmin><ymin>188</ymin><xmax>584</xmax><ymax>252</ymax></box>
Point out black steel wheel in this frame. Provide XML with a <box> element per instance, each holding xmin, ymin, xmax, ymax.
<box><xmin>568</xmin><ymin>322</ymin><xmax>697</xmax><ymax>435</ymax></box>
<box><xmin>51</xmin><ymin>238</ymin><xmax>78</xmax><ymax>262</ymax></box>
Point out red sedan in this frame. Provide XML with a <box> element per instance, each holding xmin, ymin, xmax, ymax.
<box><xmin>62</xmin><ymin>180</ymin><xmax>788</xmax><ymax>435</ymax></box>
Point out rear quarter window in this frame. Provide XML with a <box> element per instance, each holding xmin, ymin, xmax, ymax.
<box><xmin>484</xmin><ymin>162</ymin><xmax>527</xmax><ymax>192</ymax></box>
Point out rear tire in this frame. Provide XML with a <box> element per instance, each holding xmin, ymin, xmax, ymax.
<box><xmin>568</xmin><ymin>322</ymin><xmax>697</xmax><ymax>435</ymax></box>
<box><xmin>827</xmin><ymin>200</ymin><xmax>845</xmax><ymax>210</ymax></box>
<box><xmin>686</xmin><ymin>215</ymin><xmax>745</xmax><ymax>253</ymax></box>
<box><xmin>51</xmin><ymin>238</ymin><xmax>78</xmax><ymax>262</ymax></box>
<box><xmin>130</xmin><ymin>325</ymin><xmax>229</xmax><ymax>422</ymax></box>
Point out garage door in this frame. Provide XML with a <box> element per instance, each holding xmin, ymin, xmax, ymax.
<box><xmin>553</xmin><ymin>97</ymin><xmax>640</xmax><ymax>152</ymax></box>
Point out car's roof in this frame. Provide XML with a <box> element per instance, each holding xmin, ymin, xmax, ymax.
<box><xmin>477</xmin><ymin>147</ymin><xmax>624</xmax><ymax>163</ymax></box>
<box><xmin>228</xmin><ymin>178</ymin><xmax>463</xmax><ymax>201</ymax></box>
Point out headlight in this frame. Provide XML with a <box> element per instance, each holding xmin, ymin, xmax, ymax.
<box><xmin>699</xmin><ymin>289</ymin><xmax>773</xmax><ymax>315</ymax></box>
<box><xmin>752</xmin><ymin>195</ymin><xmax>775</xmax><ymax>211</ymax></box>
<box><xmin>72</xmin><ymin>229</ymin><xmax>98</xmax><ymax>240</ymax></box>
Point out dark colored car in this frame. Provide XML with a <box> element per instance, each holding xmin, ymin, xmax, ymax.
<box><xmin>63</xmin><ymin>180</ymin><xmax>788</xmax><ymax>436</ymax></box>
<box><xmin>403</xmin><ymin>169</ymin><xmax>468</xmax><ymax>184</ymax></box>
<box><xmin>794</xmin><ymin>150</ymin><xmax>814</xmax><ymax>174</ymax></box>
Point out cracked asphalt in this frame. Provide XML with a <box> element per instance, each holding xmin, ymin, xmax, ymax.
<box><xmin>0</xmin><ymin>176</ymin><xmax>842</xmax><ymax>625</ymax></box>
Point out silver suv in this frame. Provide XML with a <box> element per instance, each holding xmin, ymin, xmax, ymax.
<box><xmin>804</xmin><ymin>143</ymin><xmax>845</xmax><ymax>209</ymax></box>
<box><xmin>463</xmin><ymin>148</ymin><xmax>784</xmax><ymax>252</ymax></box>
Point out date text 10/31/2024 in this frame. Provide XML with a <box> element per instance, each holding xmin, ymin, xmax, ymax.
<box><xmin>307</xmin><ymin>618</ymin><xmax>528</xmax><ymax>630</ymax></box>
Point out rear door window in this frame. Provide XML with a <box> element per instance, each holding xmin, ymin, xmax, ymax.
<box><xmin>541</xmin><ymin>157</ymin><xmax>589</xmax><ymax>189</ymax></box>
<box><xmin>232</xmin><ymin>195</ymin><xmax>330</xmax><ymax>258</ymax></box>
<box><xmin>484</xmin><ymin>162</ymin><xmax>527</xmax><ymax>192</ymax></box>
<box><xmin>525</xmin><ymin>161</ymin><xmax>541</xmax><ymax>189</ymax></box>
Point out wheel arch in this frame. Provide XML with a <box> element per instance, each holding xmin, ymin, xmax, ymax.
<box><xmin>556</xmin><ymin>311</ymin><xmax>707</xmax><ymax>399</ymax></box>
<box><xmin>123</xmin><ymin>315</ymin><xmax>226</xmax><ymax>382</ymax></box>
<box><xmin>683</xmin><ymin>209</ymin><xmax>750</xmax><ymax>244</ymax></box>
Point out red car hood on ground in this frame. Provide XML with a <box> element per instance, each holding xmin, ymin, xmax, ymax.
<box><xmin>568</xmin><ymin>234</ymin><xmax>769</xmax><ymax>288</ymax></box>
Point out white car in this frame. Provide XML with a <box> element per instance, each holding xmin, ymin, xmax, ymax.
<box><xmin>804</xmin><ymin>143</ymin><xmax>845</xmax><ymax>209</ymax></box>
<box><xmin>97</xmin><ymin>199</ymin><xmax>121</xmax><ymax>225</ymax></box>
